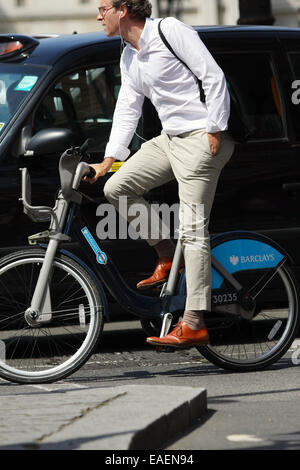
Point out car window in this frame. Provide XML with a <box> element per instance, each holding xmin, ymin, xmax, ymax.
<box><xmin>0</xmin><ymin>64</ymin><xmax>49</xmax><ymax>138</ymax></box>
<box><xmin>215</xmin><ymin>52</ymin><xmax>284</xmax><ymax>140</ymax></box>
<box><xmin>33</xmin><ymin>63</ymin><xmax>143</xmax><ymax>155</ymax></box>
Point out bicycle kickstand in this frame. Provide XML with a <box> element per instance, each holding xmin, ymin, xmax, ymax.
<box><xmin>157</xmin><ymin>238</ymin><xmax>182</xmax><ymax>342</ymax></box>
<box><xmin>160</xmin><ymin>312</ymin><xmax>173</xmax><ymax>338</ymax></box>
<box><xmin>155</xmin><ymin>312</ymin><xmax>175</xmax><ymax>353</ymax></box>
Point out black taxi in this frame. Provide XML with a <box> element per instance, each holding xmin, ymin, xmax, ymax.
<box><xmin>1</xmin><ymin>26</ymin><xmax>300</xmax><ymax>283</ymax></box>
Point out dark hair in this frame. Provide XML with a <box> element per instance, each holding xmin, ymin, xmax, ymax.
<box><xmin>112</xmin><ymin>0</ymin><xmax>152</xmax><ymax>19</ymax></box>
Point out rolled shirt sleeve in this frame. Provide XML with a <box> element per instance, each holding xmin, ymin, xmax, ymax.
<box><xmin>104</xmin><ymin>57</ymin><xmax>145</xmax><ymax>161</ymax></box>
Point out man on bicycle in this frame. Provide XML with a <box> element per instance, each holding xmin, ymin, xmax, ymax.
<box><xmin>87</xmin><ymin>0</ymin><xmax>235</xmax><ymax>348</ymax></box>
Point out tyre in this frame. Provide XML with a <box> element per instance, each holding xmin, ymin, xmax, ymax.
<box><xmin>179</xmin><ymin>232</ymin><xmax>300</xmax><ymax>371</ymax></box>
<box><xmin>0</xmin><ymin>249</ymin><xmax>104</xmax><ymax>384</ymax></box>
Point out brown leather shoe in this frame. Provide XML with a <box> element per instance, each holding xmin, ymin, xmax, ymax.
<box><xmin>146</xmin><ymin>321</ymin><xmax>209</xmax><ymax>348</ymax></box>
<box><xmin>136</xmin><ymin>257</ymin><xmax>184</xmax><ymax>290</ymax></box>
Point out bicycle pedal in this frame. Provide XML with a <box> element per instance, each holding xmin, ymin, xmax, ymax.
<box><xmin>155</xmin><ymin>346</ymin><xmax>176</xmax><ymax>353</ymax></box>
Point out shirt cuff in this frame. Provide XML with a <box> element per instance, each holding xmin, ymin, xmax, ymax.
<box><xmin>206</xmin><ymin>112</ymin><xmax>229</xmax><ymax>133</ymax></box>
<box><xmin>104</xmin><ymin>142</ymin><xmax>131</xmax><ymax>161</ymax></box>
<box><xmin>206</xmin><ymin>121</ymin><xmax>228</xmax><ymax>133</ymax></box>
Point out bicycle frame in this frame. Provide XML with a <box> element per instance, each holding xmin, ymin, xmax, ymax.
<box><xmin>20</xmin><ymin>145</ymin><xmax>291</xmax><ymax>334</ymax></box>
<box><xmin>21</xmin><ymin>192</ymin><xmax>256</xmax><ymax>326</ymax></box>
<box><xmin>69</xmin><ymin>208</ymin><xmax>186</xmax><ymax>320</ymax></box>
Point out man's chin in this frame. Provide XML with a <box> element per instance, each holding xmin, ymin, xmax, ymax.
<box><xmin>103</xmin><ymin>28</ymin><xmax>115</xmax><ymax>37</ymax></box>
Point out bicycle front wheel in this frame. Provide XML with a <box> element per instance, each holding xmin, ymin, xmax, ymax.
<box><xmin>0</xmin><ymin>249</ymin><xmax>104</xmax><ymax>384</ymax></box>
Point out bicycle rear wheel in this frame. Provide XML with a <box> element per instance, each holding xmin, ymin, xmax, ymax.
<box><xmin>0</xmin><ymin>249</ymin><xmax>104</xmax><ymax>384</ymax></box>
<box><xmin>178</xmin><ymin>232</ymin><xmax>300</xmax><ymax>371</ymax></box>
<box><xmin>200</xmin><ymin>232</ymin><xmax>300</xmax><ymax>371</ymax></box>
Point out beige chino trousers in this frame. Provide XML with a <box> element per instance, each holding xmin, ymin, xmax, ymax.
<box><xmin>104</xmin><ymin>129</ymin><xmax>235</xmax><ymax>311</ymax></box>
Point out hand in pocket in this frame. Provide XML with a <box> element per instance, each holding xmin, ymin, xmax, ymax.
<box><xmin>207</xmin><ymin>132</ymin><xmax>221</xmax><ymax>156</ymax></box>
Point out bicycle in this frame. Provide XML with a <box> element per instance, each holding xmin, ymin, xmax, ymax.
<box><xmin>0</xmin><ymin>140</ymin><xmax>299</xmax><ymax>384</ymax></box>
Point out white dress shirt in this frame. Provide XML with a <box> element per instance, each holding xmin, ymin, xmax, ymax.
<box><xmin>105</xmin><ymin>17</ymin><xmax>230</xmax><ymax>161</ymax></box>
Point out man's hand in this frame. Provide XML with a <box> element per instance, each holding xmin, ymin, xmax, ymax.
<box><xmin>207</xmin><ymin>132</ymin><xmax>221</xmax><ymax>156</ymax></box>
<box><xmin>84</xmin><ymin>157</ymin><xmax>116</xmax><ymax>184</ymax></box>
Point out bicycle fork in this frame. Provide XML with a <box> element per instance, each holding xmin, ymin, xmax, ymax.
<box><xmin>24</xmin><ymin>196</ymin><xmax>70</xmax><ymax>326</ymax></box>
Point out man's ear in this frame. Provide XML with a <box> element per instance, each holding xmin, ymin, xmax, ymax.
<box><xmin>119</xmin><ymin>5</ymin><xmax>128</xmax><ymax>19</ymax></box>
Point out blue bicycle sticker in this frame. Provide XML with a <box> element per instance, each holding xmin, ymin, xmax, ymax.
<box><xmin>81</xmin><ymin>227</ymin><xmax>107</xmax><ymax>265</ymax></box>
<box><xmin>212</xmin><ymin>238</ymin><xmax>284</xmax><ymax>289</ymax></box>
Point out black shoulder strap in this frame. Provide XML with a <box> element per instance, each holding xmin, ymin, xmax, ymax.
<box><xmin>158</xmin><ymin>19</ymin><xmax>206</xmax><ymax>103</ymax></box>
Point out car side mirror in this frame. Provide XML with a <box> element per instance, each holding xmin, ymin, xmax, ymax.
<box><xmin>24</xmin><ymin>128</ymin><xmax>74</xmax><ymax>156</ymax></box>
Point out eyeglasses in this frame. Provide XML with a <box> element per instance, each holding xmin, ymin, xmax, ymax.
<box><xmin>98</xmin><ymin>6</ymin><xmax>114</xmax><ymax>17</ymax></box>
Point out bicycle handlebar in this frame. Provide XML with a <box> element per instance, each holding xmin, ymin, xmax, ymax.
<box><xmin>59</xmin><ymin>138</ymin><xmax>97</xmax><ymax>196</ymax></box>
<box><xmin>72</xmin><ymin>162</ymin><xmax>96</xmax><ymax>190</ymax></box>
<box><xmin>86</xmin><ymin>165</ymin><xmax>96</xmax><ymax>179</ymax></box>
<box><xmin>80</xmin><ymin>138</ymin><xmax>94</xmax><ymax>157</ymax></box>
<box><xmin>76</xmin><ymin>138</ymin><xmax>96</xmax><ymax>180</ymax></box>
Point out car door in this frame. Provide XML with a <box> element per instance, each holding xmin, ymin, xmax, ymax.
<box><xmin>200</xmin><ymin>33</ymin><xmax>300</xmax><ymax>255</ymax></box>
<box><xmin>0</xmin><ymin>62</ymin><xmax>51</xmax><ymax>251</ymax></box>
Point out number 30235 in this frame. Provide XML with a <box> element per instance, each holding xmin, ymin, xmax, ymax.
<box><xmin>212</xmin><ymin>292</ymin><xmax>238</xmax><ymax>304</ymax></box>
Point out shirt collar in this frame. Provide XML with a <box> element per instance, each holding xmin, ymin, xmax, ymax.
<box><xmin>125</xmin><ymin>17</ymin><xmax>154</xmax><ymax>52</ymax></box>
<box><xmin>139</xmin><ymin>17</ymin><xmax>154</xmax><ymax>49</ymax></box>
